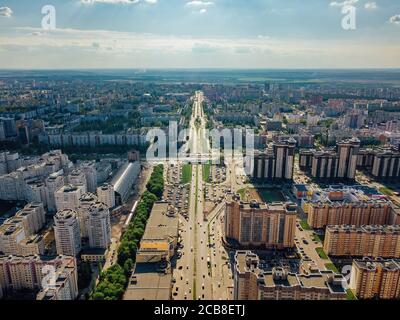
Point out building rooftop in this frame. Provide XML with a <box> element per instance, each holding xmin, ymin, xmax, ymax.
<box><xmin>142</xmin><ymin>202</ymin><xmax>179</xmax><ymax>242</ymax></box>
<box><xmin>124</xmin><ymin>262</ymin><xmax>172</xmax><ymax>300</ymax></box>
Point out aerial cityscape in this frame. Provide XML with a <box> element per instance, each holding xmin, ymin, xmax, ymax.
<box><xmin>1</xmin><ymin>0</ymin><xmax>400</xmax><ymax>305</ymax></box>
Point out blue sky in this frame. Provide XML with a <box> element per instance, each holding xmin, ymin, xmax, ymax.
<box><xmin>0</xmin><ymin>0</ymin><xmax>399</xmax><ymax>68</ymax></box>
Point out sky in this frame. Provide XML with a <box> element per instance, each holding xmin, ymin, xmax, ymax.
<box><xmin>0</xmin><ymin>0</ymin><xmax>399</xmax><ymax>69</ymax></box>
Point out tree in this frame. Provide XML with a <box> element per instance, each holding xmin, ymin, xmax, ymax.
<box><xmin>123</xmin><ymin>259</ymin><xmax>134</xmax><ymax>276</ymax></box>
<box><xmin>92</xmin><ymin>292</ymin><xmax>105</xmax><ymax>300</ymax></box>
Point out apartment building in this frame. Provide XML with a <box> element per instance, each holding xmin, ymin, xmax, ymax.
<box><xmin>78</xmin><ymin>192</ymin><xmax>98</xmax><ymax>238</ymax></box>
<box><xmin>251</xmin><ymin>139</ymin><xmax>296</xmax><ymax>181</ymax></box>
<box><xmin>68</xmin><ymin>169</ymin><xmax>87</xmax><ymax>193</ymax></box>
<box><xmin>0</xmin><ymin>255</ymin><xmax>77</xmax><ymax>300</ymax></box>
<box><xmin>337</xmin><ymin>138</ymin><xmax>360</xmax><ymax>179</ymax></box>
<box><xmin>80</xmin><ymin>161</ymin><xmax>98</xmax><ymax>193</ymax></box>
<box><xmin>0</xmin><ymin>203</ymin><xmax>46</xmax><ymax>256</ymax></box>
<box><xmin>350</xmin><ymin>258</ymin><xmax>400</xmax><ymax>299</ymax></box>
<box><xmin>311</xmin><ymin>149</ymin><xmax>339</xmax><ymax>180</ymax></box>
<box><xmin>87</xmin><ymin>202</ymin><xmax>111</xmax><ymax>250</ymax></box>
<box><xmin>234</xmin><ymin>251</ymin><xmax>347</xmax><ymax>300</ymax></box>
<box><xmin>371</xmin><ymin>147</ymin><xmax>400</xmax><ymax>181</ymax></box>
<box><xmin>53</xmin><ymin>209</ymin><xmax>82</xmax><ymax>257</ymax></box>
<box><xmin>45</xmin><ymin>171</ymin><xmax>65</xmax><ymax>212</ymax></box>
<box><xmin>55</xmin><ymin>184</ymin><xmax>85</xmax><ymax>211</ymax></box>
<box><xmin>299</xmin><ymin>138</ymin><xmax>360</xmax><ymax>181</ymax></box>
<box><xmin>324</xmin><ymin>225</ymin><xmax>400</xmax><ymax>258</ymax></box>
<box><xmin>304</xmin><ymin>188</ymin><xmax>396</xmax><ymax>229</ymax></box>
<box><xmin>225</xmin><ymin>197</ymin><xmax>297</xmax><ymax>249</ymax></box>
<box><xmin>97</xmin><ymin>183</ymin><xmax>116</xmax><ymax>209</ymax></box>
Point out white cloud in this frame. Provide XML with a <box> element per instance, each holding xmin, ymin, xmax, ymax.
<box><xmin>364</xmin><ymin>2</ymin><xmax>377</xmax><ymax>10</ymax></box>
<box><xmin>185</xmin><ymin>1</ymin><xmax>214</xmax><ymax>8</ymax></box>
<box><xmin>330</xmin><ymin>0</ymin><xmax>358</xmax><ymax>7</ymax></box>
<box><xmin>389</xmin><ymin>14</ymin><xmax>400</xmax><ymax>25</ymax></box>
<box><xmin>0</xmin><ymin>7</ymin><xmax>13</xmax><ymax>17</ymax></box>
<box><xmin>80</xmin><ymin>0</ymin><xmax>157</xmax><ymax>5</ymax></box>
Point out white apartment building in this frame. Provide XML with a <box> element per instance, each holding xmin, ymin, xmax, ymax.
<box><xmin>78</xmin><ymin>193</ymin><xmax>98</xmax><ymax>238</ymax></box>
<box><xmin>55</xmin><ymin>184</ymin><xmax>85</xmax><ymax>211</ymax></box>
<box><xmin>97</xmin><ymin>183</ymin><xmax>116</xmax><ymax>209</ymax></box>
<box><xmin>45</xmin><ymin>171</ymin><xmax>65</xmax><ymax>212</ymax></box>
<box><xmin>25</xmin><ymin>180</ymin><xmax>48</xmax><ymax>208</ymax></box>
<box><xmin>67</xmin><ymin>169</ymin><xmax>87</xmax><ymax>193</ymax></box>
<box><xmin>54</xmin><ymin>209</ymin><xmax>82</xmax><ymax>257</ymax></box>
<box><xmin>87</xmin><ymin>202</ymin><xmax>111</xmax><ymax>250</ymax></box>
<box><xmin>80</xmin><ymin>161</ymin><xmax>97</xmax><ymax>193</ymax></box>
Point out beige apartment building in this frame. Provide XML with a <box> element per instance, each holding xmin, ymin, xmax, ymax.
<box><xmin>0</xmin><ymin>203</ymin><xmax>46</xmax><ymax>256</ymax></box>
<box><xmin>307</xmin><ymin>199</ymin><xmax>395</xmax><ymax>229</ymax></box>
<box><xmin>324</xmin><ymin>225</ymin><xmax>400</xmax><ymax>258</ymax></box>
<box><xmin>225</xmin><ymin>198</ymin><xmax>297</xmax><ymax>249</ymax></box>
<box><xmin>350</xmin><ymin>258</ymin><xmax>400</xmax><ymax>299</ymax></box>
<box><xmin>234</xmin><ymin>251</ymin><xmax>347</xmax><ymax>300</ymax></box>
<box><xmin>0</xmin><ymin>254</ymin><xmax>77</xmax><ymax>300</ymax></box>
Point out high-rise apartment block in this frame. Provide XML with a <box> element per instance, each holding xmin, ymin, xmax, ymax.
<box><xmin>225</xmin><ymin>197</ymin><xmax>297</xmax><ymax>249</ymax></box>
<box><xmin>357</xmin><ymin>146</ymin><xmax>400</xmax><ymax>181</ymax></box>
<box><xmin>0</xmin><ymin>255</ymin><xmax>77</xmax><ymax>300</ymax></box>
<box><xmin>234</xmin><ymin>251</ymin><xmax>347</xmax><ymax>300</ymax></box>
<box><xmin>80</xmin><ymin>161</ymin><xmax>98</xmax><ymax>193</ymax></box>
<box><xmin>68</xmin><ymin>169</ymin><xmax>87</xmax><ymax>193</ymax></box>
<box><xmin>53</xmin><ymin>209</ymin><xmax>82</xmax><ymax>257</ymax></box>
<box><xmin>45</xmin><ymin>171</ymin><xmax>65</xmax><ymax>212</ymax></box>
<box><xmin>78</xmin><ymin>192</ymin><xmax>98</xmax><ymax>238</ymax></box>
<box><xmin>324</xmin><ymin>225</ymin><xmax>400</xmax><ymax>258</ymax></box>
<box><xmin>250</xmin><ymin>139</ymin><xmax>296</xmax><ymax>181</ymax></box>
<box><xmin>304</xmin><ymin>187</ymin><xmax>397</xmax><ymax>229</ymax></box>
<box><xmin>87</xmin><ymin>202</ymin><xmax>111</xmax><ymax>250</ymax></box>
<box><xmin>0</xmin><ymin>203</ymin><xmax>46</xmax><ymax>256</ymax></box>
<box><xmin>350</xmin><ymin>258</ymin><xmax>400</xmax><ymax>299</ymax></box>
<box><xmin>300</xmin><ymin>138</ymin><xmax>361</xmax><ymax>181</ymax></box>
<box><xmin>55</xmin><ymin>184</ymin><xmax>85</xmax><ymax>212</ymax></box>
<box><xmin>97</xmin><ymin>183</ymin><xmax>116</xmax><ymax>209</ymax></box>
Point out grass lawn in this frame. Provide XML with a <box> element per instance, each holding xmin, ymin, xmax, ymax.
<box><xmin>379</xmin><ymin>187</ymin><xmax>394</xmax><ymax>196</ymax></box>
<box><xmin>258</xmin><ymin>188</ymin><xmax>285</xmax><ymax>203</ymax></box>
<box><xmin>299</xmin><ymin>219</ymin><xmax>312</xmax><ymax>231</ymax></box>
<box><xmin>315</xmin><ymin>247</ymin><xmax>328</xmax><ymax>260</ymax></box>
<box><xmin>238</xmin><ymin>188</ymin><xmax>247</xmax><ymax>200</ymax></box>
<box><xmin>312</xmin><ymin>233</ymin><xmax>324</xmax><ymax>243</ymax></box>
<box><xmin>346</xmin><ymin>289</ymin><xmax>357</xmax><ymax>300</ymax></box>
<box><xmin>203</xmin><ymin>163</ymin><xmax>211</xmax><ymax>183</ymax></box>
<box><xmin>325</xmin><ymin>263</ymin><xmax>339</xmax><ymax>274</ymax></box>
<box><xmin>181</xmin><ymin>164</ymin><xmax>192</xmax><ymax>184</ymax></box>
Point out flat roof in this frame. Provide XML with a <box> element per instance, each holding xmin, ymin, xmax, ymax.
<box><xmin>123</xmin><ymin>263</ymin><xmax>172</xmax><ymax>300</ymax></box>
<box><xmin>142</xmin><ymin>202</ymin><xmax>178</xmax><ymax>242</ymax></box>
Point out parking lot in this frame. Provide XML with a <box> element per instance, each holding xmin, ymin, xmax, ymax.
<box><xmin>294</xmin><ymin>220</ymin><xmax>334</xmax><ymax>271</ymax></box>
<box><xmin>163</xmin><ymin>184</ymin><xmax>190</xmax><ymax>220</ymax></box>
<box><xmin>210</xmin><ymin>165</ymin><xmax>227</xmax><ymax>184</ymax></box>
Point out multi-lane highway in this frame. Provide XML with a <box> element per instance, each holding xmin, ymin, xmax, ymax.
<box><xmin>172</xmin><ymin>91</ymin><xmax>235</xmax><ymax>300</ymax></box>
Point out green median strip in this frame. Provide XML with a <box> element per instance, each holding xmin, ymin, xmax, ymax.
<box><xmin>181</xmin><ymin>164</ymin><xmax>192</xmax><ymax>184</ymax></box>
<box><xmin>300</xmin><ymin>219</ymin><xmax>312</xmax><ymax>231</ymax></box>
<box><xmin>325</xmin><ymin>263</ymin><xmax>339</xmax><ymax>274</ymax></box>
<box><xmin>315</xmin><ymin>247</ymin><xmax>328</xmax><ymax>260</ymax></box>
<box><xmin>346</xmin><ymin>289</ymin><xmax>357</xmax><ymax>300</ymax></box>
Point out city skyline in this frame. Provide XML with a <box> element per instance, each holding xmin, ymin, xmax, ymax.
<box><xmin>0</xmin><ymin>0</ymin><xmax>400</xmax><ymax>69</ymax></box>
